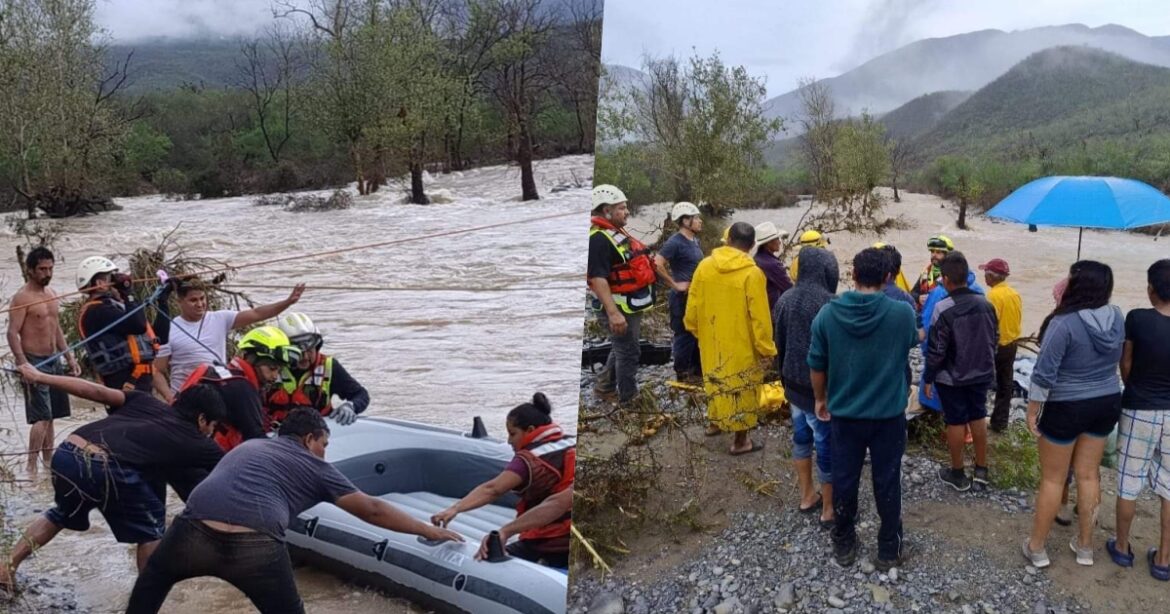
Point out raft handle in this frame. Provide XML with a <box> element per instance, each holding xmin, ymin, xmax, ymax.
<box><xmin>470</xmin><ymin>416</ymin><xmax>489</xmax><ymax>439</ymax></box>
<box><xmin>304</xmin><ymin>516</ymin><xmax>319</xmax><ymax>537</ymax></box>
<box><xmin>372</xmin><ymin>539</ymin><xmax>388</xmax><ymax>561</ymax></box>
<box><xmin>417</xmin><ymin>536</ymin><xmax>446</xmax><ymax>547</ymax></box>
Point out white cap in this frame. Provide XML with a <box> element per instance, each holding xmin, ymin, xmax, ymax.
<box><xmin>754</xmin><ymin>221</ymin><xmax>787</xmax><ymax>246</ymax></box>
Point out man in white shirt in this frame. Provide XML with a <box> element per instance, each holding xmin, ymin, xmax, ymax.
<box><xmin>153</xmin><ymin>280</ymin><xmax>305</xmax><ymax>402</ymax></box>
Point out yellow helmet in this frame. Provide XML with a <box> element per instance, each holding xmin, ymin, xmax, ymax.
<box><xmin>872</xmin><ymin>241</ymin><xmax>887</xmax><ymax>249</ymax></box>
<box><xmin>927</xmin><ymin>235</ymin><xmax>955</xmax><ymax>252</ymax></box>
<box><xmin>237</xmin><ymin>326</ymin><xmax>301</xmax><ymax>366</ymax></box>
<box><xmin>799</xmin><ymin>230</ymin><xmax>829</xmax><ymax>247</ymax></box>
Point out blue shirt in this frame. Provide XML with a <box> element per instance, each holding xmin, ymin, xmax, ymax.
<box><xmin>659</xmin><ymin>232</ymin><xmax>703</xmax><ymax>283</ymax></box>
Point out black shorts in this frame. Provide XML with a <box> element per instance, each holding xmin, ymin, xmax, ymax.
<box><xmin>44</xmin><ymin>442</ymin><xmax>166</xmax><ymax>543</ymax></box>
<box><xmin>23</xmin><ymin>354</ymin><xmax>70</xmax><ymax>424</ymax></box>
<box><xmin>935</xmin><ymin>383</ymin><xmax>989</xmax><ymax>426</ymax></box>
<box><xmin>1037</xmin><ymin>393</ymin><xmax>1122</xmax><ymax>445</ymax></box>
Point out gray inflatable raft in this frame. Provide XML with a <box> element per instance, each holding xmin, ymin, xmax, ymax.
<box><xmin>286</xmin><ymin>416</ymin><xmax>568</xmax><ymax>614</ymax></box>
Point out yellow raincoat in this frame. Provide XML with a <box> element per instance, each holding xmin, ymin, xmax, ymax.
<box><xmin>684</xmin><ymin>246</ymin><xmax>778</xmax><ymax>431</ymax></box>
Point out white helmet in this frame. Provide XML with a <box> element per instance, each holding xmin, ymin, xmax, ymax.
<box><xmin>670</xmin><ymin>201</ymin><xmax>701</xmax><ymax>222</ymax></box>
<box><xmin>591</xmin><ymin>184</ymin><xmax>627</xmax><ymax>211</ymax></box>
<box><xmin>76</xmin><ymin>256</ymin><xmax>118</xmax><ymax>290</ymax></box>
<box><xmin>277</xmin><ymin>312</ymin><xmax>322</xmax><ymax>348</ymax></box>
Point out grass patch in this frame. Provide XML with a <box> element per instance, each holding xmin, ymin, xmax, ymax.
<box><xmin>988</xmin><ymin>422</ymin><xmax>1040</xmax><ymax>491</ymax></box>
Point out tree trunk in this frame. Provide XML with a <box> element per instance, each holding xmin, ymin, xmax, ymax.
<box><xmin>517</xmin><ymin>117</ymin><xmax>538</xmax><ymax>201</ymax></box>
<box><xmin>892</xmin><ymin>176</ymin><xmax>901</xmax><ymax>203</ymax></box>
<box><xmin>410</xmin><ymin>162</ymin><xmax>429</xmax><ymax>204</ymax></box>
<box><xmin>573</xmin><ymin>98</ymin><xmax>586</xmax><ymax>153</ymax></box>
<box><xmin>957</xmin><ymin>197</ymin><xmax>968</xmax><ymax>230</ymax></box>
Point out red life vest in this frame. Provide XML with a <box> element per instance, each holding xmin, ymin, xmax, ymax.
<box><xmin>264</xmin><ymin>354</ymin><xmax>334</xmax><ymax>431</ymax></box>
<box><xmin>588</xmin><ymin>216</ymin><xmax>657</xmax><ymax>294</ymax></box>
<box><xmin>177</xmin><ymin>357</ymin><xmax>260</xmax><ymax>452</ymax></box>
<box><xmin>511</xmin><ymin>423</ymin><xmax>575</xmax><ymax>546</ymax></box>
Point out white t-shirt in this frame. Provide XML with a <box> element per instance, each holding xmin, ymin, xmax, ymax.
<box><xmin>159</xmin><ymin>310</ymin><xmax>239</xmax><ymax>393</ymax></box>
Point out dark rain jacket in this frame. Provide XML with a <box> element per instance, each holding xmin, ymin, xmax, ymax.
<box><xmin>923</xmin><ymin>287</ymin><xmax>999</xmax><ymax>387</ymax></box>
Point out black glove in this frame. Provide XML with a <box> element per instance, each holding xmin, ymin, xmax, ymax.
<box><xmin>113</xmin><ymin>273</ymin><xmax>134</xmax><ymax>300</ymax></box>
<box><xmin>158</xmin><ymin>276</ymin><xmax>181</xmax><ymax>303</ymax></box>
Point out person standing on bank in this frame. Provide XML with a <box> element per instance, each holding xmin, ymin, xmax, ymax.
<box><xmin>685</xmin><ymin>222</ymin><xmax>777</xmax><ymax>455</ymax></box>
<box><xmin>809</xmin><ymin>248</ymin><xmax>918</xmax><ymax>570</ymax></box>
<box><xmin>753</xmin><ymin>221</ymin><xmax>792</xmax><ymax>311</ymax></box>
<box><xmin>654</xmin><ymin>202</ymin><xmax>704</xmax><ymax>382</ymax></box>
<box><xmin>588</xmin><ymin>185</ymin><xmax>656</xmax><ymax>404</ymax></box>
<box><xmin>1023</xmin><ymin>261</ymin><xmax>1124</xmax><ymax>569</ymax></box>
<box><xmin>773</xmin><ymin>246</ymin><xmax>838</xmax><ymax>528</ymax></box>
<box><xmin>980</xmin><ymin>258</ymin><xmax>1023</xmax><ymax>433</ymax></box>
<box><xmin>923</xmin><ymin>252</ymin><xmax>999</xmax><ymax>492</ymax></box>
<box><xmin>7</xmin><ymin>247</ymin><xmax>79</xmax><ymax>475</ymax></box>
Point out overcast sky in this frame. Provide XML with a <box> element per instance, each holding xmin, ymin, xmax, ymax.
<box><xmin>95</xmin><ymin>0</ymin><xmax>276</xmax><ymax>41</ymax></box>
<box><xmin>601</xmin><ymin>0</ymin><xmax>1170</xmax><ymax>96</ymax></box>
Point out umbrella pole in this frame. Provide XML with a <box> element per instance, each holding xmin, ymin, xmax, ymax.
<box><xmin>1077</xmin><ymin>227</ymin><xmax>1083</xmax><ymax>260</ymax></box>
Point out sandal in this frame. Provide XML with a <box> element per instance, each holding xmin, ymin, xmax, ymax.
<box><xmin>1106</xmin><ymin>538</ymin><xmax>1134</xmax><ymax>568</ymax></box>
<box><xmin>730</xmin><ymin>440</ymin><xmax>765</xmax><ymax>456</ymax></box>
<box><xmin>1148</xmin><ymin>548</ymin><xmax>1170</xmax><ymax>581</ymax></box>
<box><xmin>799</xmin><ymin>495</ymin><xmax>823</xmax><ymax>514</ymax></box>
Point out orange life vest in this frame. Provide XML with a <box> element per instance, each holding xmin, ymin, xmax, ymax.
<box><xmin>264</xmin><ymin>354</ymin><xmax>334</xmax><ymax>431</ymax></box>
<box><xmin>511</xmin><ymin>423</ymin><xmax>575</xmax><ymax>546</ymax></box>
<box><xmin>178</xmin><ymin>357</ymin><xmax>260</xmax><ymax>452</ymax></box>
<box><xmin>588</xmin><ymin>216</ymin><xmax>657</xmax><ymax>294</ymax></box>
<box><xmin>77</xmin><ymin>296</ymin><xmax>159</xmax><ymax>384</ymax></box>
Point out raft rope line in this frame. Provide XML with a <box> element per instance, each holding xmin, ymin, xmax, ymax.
<box><xmin>0</xmin><ymin>207</ymin><xmax>591</xmax><ymax>316</ymax></box>
<box><xmin>2</xmin><ymin>285</ymin><xmax>167</xmax><ymax>375</ymax></box>
<box><xmin>222</xmin><ymin>282</ymin><xmax>584</xmax><ymax>293</ymax></box>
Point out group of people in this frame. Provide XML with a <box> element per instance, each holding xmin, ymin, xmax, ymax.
<box><xmin>586</xmin><ymin>184</ymin><xmax>1170</xmax><ymax>579</ymax></box>
<box><xmin>3</xmin><ymin>248</ymin><xmax>575</xmax><ymax>611</ymax></box>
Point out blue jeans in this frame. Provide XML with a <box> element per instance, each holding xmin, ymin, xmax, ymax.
<box><xmin>792</xmin><ymin>405</ymin><xmax>832</xmax><ymax>483</ymax></box>
<box><xmin>45</xmin><ymin>442</ymin><xmax>165</xmax><ymax>544</ymax></box>
<box><xmin>596</xmin><ymin>310</ymin><xmax>642</xmax><ymax>402</ymax></box>
<box><xmin>831</xmin><ymin>415</ymin><xmax>906</xmax><ymax>561</ymax></box>
<box><xmin>668</xmin><ymin>290</ymin><xmax>700</xmax><ymax>378</ymax></box>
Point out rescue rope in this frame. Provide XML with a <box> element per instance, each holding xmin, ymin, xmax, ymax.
<box><xmin>2</xmin><ymin>285</ymin><xmax>166</xmax><ymax>374</ymax></box>
<box><xmin>0</xmin><ymin>207</ymin><xmax>590</xmax><ymax>316</ymax></box>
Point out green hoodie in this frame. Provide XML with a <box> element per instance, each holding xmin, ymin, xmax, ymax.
<box><xmin>807</xmin><ymin>291</ymin><xmax>918</xmax><ymax>420</ymax></box>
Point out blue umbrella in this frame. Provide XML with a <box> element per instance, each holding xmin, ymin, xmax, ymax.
<box><xmin>986</xmin><ymin>176</ymin><xmax>1170</xmax><ymax>259</ymax></box>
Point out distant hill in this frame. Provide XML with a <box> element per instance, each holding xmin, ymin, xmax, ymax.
<box><xmin>879</xmin><ymin>90</ymin><xmax>970</xmax><ymax>140</ymax></box>
<box><xmin>108</xmin><ymin>38</ymin><xmax>245</xmax><ymax>92</ymax></box>
<box><xmin>762</xmin><ymin>23</ymin><xmax>1170</xmax><ymax>124</ymax></box>
<box><xmin>915</xmin><ymin>46</ymin><xmax>1170</xmax><ymax>158</ymax></box>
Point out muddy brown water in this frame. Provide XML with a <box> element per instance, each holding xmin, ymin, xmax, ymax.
<box><xmin>0</xmin><ymin>156</ymin><xmax>591</xmax><ymax>612</ymax></box>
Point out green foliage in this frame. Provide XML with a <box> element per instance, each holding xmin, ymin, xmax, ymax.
<box><xmin>603</xmin><ymin>50</ymin><xmax>781</xmax><ymax>211</ymax></box>
<box><xmin>122</xmin><ymin>122</ymin><xmax>173</xmax><ymax>178</ymax></box>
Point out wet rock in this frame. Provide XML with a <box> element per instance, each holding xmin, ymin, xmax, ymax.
<box><xmin>775</xmin><ymin>583</ymin><xmax>796</xmax><ymax>609</ymax></box>
<box><xmin>827</xmin><ymin>595</ymin><xmax>847</xmax><ymax>608</ymax></box>
<box><xmin>860</xmin><ymin>560</ymin><xmax>876</xmax><ymax>574</ymax></box>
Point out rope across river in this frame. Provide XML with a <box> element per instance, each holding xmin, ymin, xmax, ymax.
<box><xmin>0</xmin><ymin>207</ymin><xmax>590</xmax><ymax>316</ymax></box>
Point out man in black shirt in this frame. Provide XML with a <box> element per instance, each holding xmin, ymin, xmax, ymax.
<box><xmin>75</xmin><ymin>256</ymin><xmax>174</xmax><ymax>394</ymax></box>
<box><xmin>588</xmin><ymin>184</ymin><xmax>656</xmax><ymax>404</ymax></box>
<box><xmin>0</xmin><ymin>365</ymin><xmax>226</xmax><ymax>593</ymax></box>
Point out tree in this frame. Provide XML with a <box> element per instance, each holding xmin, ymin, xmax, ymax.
<box><xmin>615</xmin><ymin>50</ymin><xmax>781</xmax><ymax>209</ymax></box>
<box><xmin>936</xmin><ymin>156</ymin><xmax>982</xmax><ymax>230</ymax></box>
<box><xmin>885</xmin><ymin>136</ymin><xmax>914</xmax><ymax>203</ymax></box>
<box><xmin>791</xmin><ymin>81</ymin><xmax>896</xmax><ymax>243</ymax></box>
<box><xmin>0</xmin><ymin>0</ymin><xmax>136</xmax><ymax>217</ymax></box>
<box><xmin>487</xmin><ymin>0</ymin><xmax>555</xmax><ymax>201</ymax></box>
<box><xmin>235</xmin><ymin>24</ymin><xmax>302</xmax><ymax>164</ymax></box>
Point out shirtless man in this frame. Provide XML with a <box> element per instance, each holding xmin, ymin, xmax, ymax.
<box><xmin>6</xmin><ymin>247</ymin><xmax>80</xmax><ymax>475</ymax></box>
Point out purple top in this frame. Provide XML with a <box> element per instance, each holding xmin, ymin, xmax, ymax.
<box><xmin>505</xmin><ymin>456</ymin><xmax>530</xmax><ymax>485</ymax></box>
<box><xmin>754</xmin><ymin>250</ymin><xmax>793</xmax><ymax>310</ymax></box>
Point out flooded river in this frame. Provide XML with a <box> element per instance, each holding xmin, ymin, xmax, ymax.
<box><xmin>0</xmin><ymin>155</ymin><xmax>592</xmax><ymax>613</ymax></box>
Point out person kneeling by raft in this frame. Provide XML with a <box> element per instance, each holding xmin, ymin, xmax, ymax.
<box><xmin>267</xmin><ymin>312</ymin><xmax>369</xmax><ymax>428</ymax></box>
<box><xmin>125</xmin><ymin>407</ymin><xmax>463</xmax><ymax>614</ymax></box>
<box><xmin>0</xmin><ymin>364</ymin><xmax>225</xmax><ymax>594</ymax></box>
<box><xmin>179</xmin><ymin>325</ymin><xmax>301</xmax><ymax>451</ymax></box>
<box><xmin>431</xmin><ymin>393</ymin><xmax>575</xmax><ymax>568</ymax></box>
